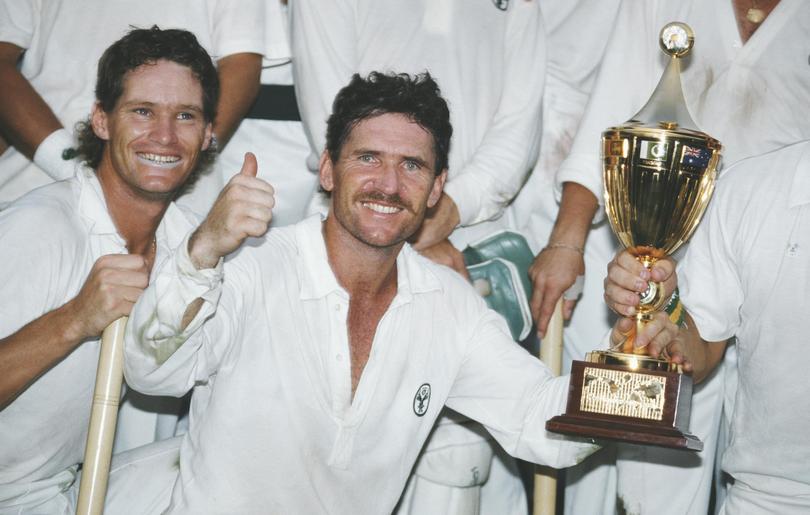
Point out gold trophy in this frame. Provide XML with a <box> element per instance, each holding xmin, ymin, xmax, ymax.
<box><xmin>546</xmin><ymin>22</ymin><xmax>721</xmax><ymax>450</ymax></box>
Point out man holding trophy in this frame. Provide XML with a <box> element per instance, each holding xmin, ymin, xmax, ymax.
<box><xmin>603</xmin><ymin>137</ymin><xmax>810</xmax><ymax>513</ymax></box>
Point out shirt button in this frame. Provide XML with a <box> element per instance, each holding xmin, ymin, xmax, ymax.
<box><xmin>336</xmin><ymin>354</ymin><xmax>343</xmax><ymax>361</ymax></box>
<box><xmin>334</xmin><ymin>304</ymin><xmax>341</xmax><ymax>311</ymax></box>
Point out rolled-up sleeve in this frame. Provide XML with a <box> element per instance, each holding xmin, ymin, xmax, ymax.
<box><xmin>124</xmin><ymin>234</ymin><xmax>229</xmax><ymax>397</ymax></box>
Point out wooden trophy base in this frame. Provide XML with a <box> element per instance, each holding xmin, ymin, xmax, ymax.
<box><xmin>546</xmin><ymin>352</ymin><xmax>703</xmax><ymax>451</ymax></box>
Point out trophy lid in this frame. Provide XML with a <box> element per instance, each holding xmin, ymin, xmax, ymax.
<box><xmin>626</xmin><ymin>22</ymin><xmax>700</xmax><ymax>133</ymax></box>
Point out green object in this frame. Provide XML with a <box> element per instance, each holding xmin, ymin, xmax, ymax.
<box><xmin>463</xmin><ymin>231</ymin><xmax>534</xmax><ymax>341</ymax></box>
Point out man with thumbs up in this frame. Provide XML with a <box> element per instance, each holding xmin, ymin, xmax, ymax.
<box><xmin>0</xmin><ymin>27</ymin><xmax>219</xmax><ymax>513</ymax></box>
<box><xmin>123</xmin><ymin>71</ymin><xmax>598</xmax><ymax>514</ymax></box>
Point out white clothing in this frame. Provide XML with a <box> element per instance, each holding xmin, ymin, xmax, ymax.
<box><xmin>680</xmin><ymin>140</ymin><xmax>810</xmax><ymax>513</ymax></box>
<box><xmin>213</xmin><ymin>3</ymin><xmax>316</xmax><ymax>226</ymax></box>
<box><xmin>554</xmin><ymin>2</ymin><xmax>810</xmax><ymax>513</ymax></box>
<box><xmin>124</xmin><ymin>215</ymin><xmax>598</xmax><ymax>515</ymax></box>
<box><xmin>0</xmin><ymin>0</ymin><xmax>268</xmax><ymax>208</ymax></box>
<box><xmin>505</xmin><ymin>2</ymin><xmax>621</xmax><ymax>512</ymax></box>
<box><xmin>0</xmin><ymin>167</ymin><xmax>196</xmax><ymax>513</ymax></box>
<box><xmin>291</xmin><ymin>0</ymin><xmax>545</xmax><ymax>230</ymax></box>
<box><xmin>291</xmin><ymin>3</ymin><xmax>546</xmax><ymax>511</ymax></box>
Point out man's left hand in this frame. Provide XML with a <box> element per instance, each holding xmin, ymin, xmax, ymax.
<box><xmin>417</xmin><ymin>238</ymin><xmax>469</xmax><ymax>280</ymax></box>
<box><xmin>411</xmin><ymin>193</ymin><xmax>460</xmax><ymax>250</ymax></box>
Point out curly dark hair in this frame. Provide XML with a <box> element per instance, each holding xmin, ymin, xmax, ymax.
<box><xmin>74</xmin><ymin>26</ymin><xmax>219</xmax><ymax>175</ymax></box>
<box><xmin>326</xmin><ymin>72</ymin><xmax>452</xmax><ymax>175</ymax></box>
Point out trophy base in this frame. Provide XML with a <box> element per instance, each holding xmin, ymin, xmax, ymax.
<box><xmin>546</xmin><ymin>414</ymin><xmax>702</xmax><ymax>451</ymax></box>
<box><xmin>546</xmin><ymin>352</ymin><xmax>703</xmax><ymax>452</ymax></box>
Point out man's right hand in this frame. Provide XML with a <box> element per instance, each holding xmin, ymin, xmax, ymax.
<box><xmin>529</xmin><ymin>245</ymin><xmax>584</xmax><ymax>337</ymax></box>
<box><xmin>188</xmin><ymin>152</ymin><xmax>275</xmax><ymax>269</ymax></box>
<box><xmin>64</xmin><ymin>254</ymin><xmax>150</xmax><ymax>341</ymax></box>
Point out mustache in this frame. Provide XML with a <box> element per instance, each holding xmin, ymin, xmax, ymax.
<box><xmin>356</xmin><ymin>191</ymin><xmax>413</xmax><ymax>212</ymax></box>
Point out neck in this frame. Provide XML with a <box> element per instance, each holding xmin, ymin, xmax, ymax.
<box><xmin>322</xmin><ymin>216</ymin><xmax>401</xmax><ymax>297</ymax></box>
<box><xmin>732</xmin><ymin>0</ymin><xmax>780</xmax><ymax>43</ymax></box>
<box><xmin>96</xmin><ymin>159</ymin><xmax>169</xmax><ymax>259</ymax></box>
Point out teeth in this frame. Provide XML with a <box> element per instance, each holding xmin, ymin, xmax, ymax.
<box><xmin>362</xmin><ymin>202</ymin><xmax>401</xmax><ymax>214</ymax></box>
<box><xmin>138</xmin><ymin>153</ymin><xmax>180</xmax><ymax>164</ymax></box>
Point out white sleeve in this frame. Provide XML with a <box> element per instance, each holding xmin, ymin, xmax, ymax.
<box><xmin>124</xmin><ymin>234</ymin><xmax>233</xmax><ymax>397</ymax></box>
<box><xmin>290</xmin><ymin>0</ymin><xmax>356</xmax><ymax>163</ymax></box>
<box><xmin>443</xmin><ymin>1</ymin><xmax>546</xmax><ymax>227</ymax></box>
<box><xmin>208</xmin><ymin>0</ymin><xmax>271</xmax><ymax>60</ymax></box>
<box><xmin>446</xmin><ymin>306</ymin><xmax>598</xmax><ymax>468</ymax></box>
<box><xmin>555</xmin><ymin>1</ymin><xmax>661</xmax><ymax>208</ymax></box>
<box><xmin>0</xmin><ymin>0</ymin><xmax>34</xmax><ymax>48</ymax></box>
<box><xmin>678</xmin><ymin>178</ymin><xmax>743</xmax><ymax>343</ymax></box>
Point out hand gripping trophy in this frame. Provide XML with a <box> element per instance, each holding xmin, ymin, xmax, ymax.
<box><xmin>547</xmin><ymin>22</ymin><xmax>721</xmax><ymax>451</ymax></box>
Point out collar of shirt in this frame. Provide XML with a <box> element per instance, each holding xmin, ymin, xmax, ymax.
<box><xmin>294</xmin><ymin>214</ymin><xmax>443</xmax><ymax>305</ymax></box>
<box><xmin>74</xmin><ymin>164</ymin><xmax>198</xmax><ymax>253</ymax></box>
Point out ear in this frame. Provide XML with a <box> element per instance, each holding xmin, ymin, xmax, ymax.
<box><xmin>426</xmin><ymin>169</ymin><xmax>447</xmax><ymax>208</ymax></box>
<box><xmin>319</xmin><ymin>150</ymin><xmax>335</xmax><ymax>193</ymax></box>
<box><xmin>90</xmin><ymin>103</ymin><xmax>110</xmax><ymax>141</ymax></box>
<box><xmin>201</xmin><ymin>122</ymin><xmax>214</xmax><ymax>151</ymax></box>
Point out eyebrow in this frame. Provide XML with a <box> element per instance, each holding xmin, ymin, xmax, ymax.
<box><xmin>120</xmin><ymin>100</ymin><xmax>204</xmax><ymax>113</ymax></box>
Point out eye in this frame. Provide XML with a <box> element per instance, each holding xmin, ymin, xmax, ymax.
<box><xmin>358</xmin><ymin>154</ymin><xmax>376</xmax><ymax>163</ymax></box>
<box><xmin>403</xmin><ymin>160</ymin><xmax>421</xmax><ymax>172</ymax></box>
<box><xmin>177</xmin><ymin>112</ymin><xmax>195</xmax><ymax>121</ymax></box>
<box><xmin>133</xmin><ymin>107</ymin><xmax>150</xmax><ymax>116</ymax></box>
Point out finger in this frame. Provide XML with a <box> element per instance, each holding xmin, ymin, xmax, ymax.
<box><xmin>635</xmin><ymin>313</ymin><xmax>674</xmax><ymax>350</ymax></box>
<box><xmin>616</xmin><ymin>250</ymin><xmax>650</xmax><ymax>280</ymax></box>
<box><xmin>529</xmin><ymin>282</ymin><xmax>544</xmax><ymax>330</ymax></box>
<box><xmin>610</xmin><ymin>317</ymin><xmax>635</xmax><ymax>349</ymax></box>
<box><xmin>563</xmin><ymin>298</ymin><xmax>577</xmax><ymax>320</ymax></box>
<box><xmin>537</xmin><ymin>289</ymin><xmax>563</xmax><ymax>337</ymax></box>
<box><xmin>650</xmin><ymin>257</ymin><xmax>676</xmax><ymax>283</ymax></box>
<box><xmin>604</xmin><ymin>280</ymin><xmax>639</xmax><ymax>316</ymax></box>
<box><xmin>608</xmin><ymin>258</ymin><xmax>649</xmax><ymax>294</ymax></box>
<box><xmin>239</xmin><ymin>152</ymin><xmax>258</xmax><ymax>178</ymax></box>
<box><xmin>96</xmin><ymin>253</ymin><xmax>148</xmax><ymax>271</ymax></box>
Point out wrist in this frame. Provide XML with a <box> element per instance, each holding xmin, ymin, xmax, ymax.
<box><xmin>188</xmin><ymin>229</ymin><xmax>220</xmax><ymax>270</ymax></box>
<box><xmin>543</xmin><ymin>241</ymin><xmax>584</xmax><ymax>255</ymax></box>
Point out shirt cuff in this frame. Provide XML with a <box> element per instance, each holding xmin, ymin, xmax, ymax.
<box><xmin>175</xmin><ymin>233</ymin><xmax>224</xmax><ymax>303</ymax></box>
<box><xmin>33</xmin><ymin>128</ymin><xmax>77</xmax><ymax>181</ymax></box>
<box><xmin>444</xmin><ymin>173</ymin><xmax>488</xmax><ymax>227</ymax></box>
<box><xmin>556</xmin><ymin>153</ymin><xmax>605</xmax><ymax>224</ymax></box>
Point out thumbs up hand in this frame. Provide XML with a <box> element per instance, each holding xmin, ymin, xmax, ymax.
<box><xmin>188</xmin><ymin>153</ymin><xmax>275</xmax><ymax>269</ymax></box>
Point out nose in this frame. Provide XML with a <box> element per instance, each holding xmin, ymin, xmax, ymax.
<box><xmin>375</xmin><ymin>160</ymin><xmax>400</xmax><ymax>194</ymax></box>
<box><xmin>150</xmin><ymin>115</ymin><xmax>178</xmax><ymax>146</ymax></box>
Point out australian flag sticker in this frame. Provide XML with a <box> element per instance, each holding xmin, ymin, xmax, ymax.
<box><xmin>681</xmin><ymin>145</ymin><xmax>711</xmax><ymax>168</ymax></box>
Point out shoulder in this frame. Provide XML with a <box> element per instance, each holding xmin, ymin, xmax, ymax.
<box><xmin>0</xmin><ymin>179</ymin><xmax>83</xmax><ymax>245</ymax></box>
<box><xmin>714</xmin><ymin>141</ymin><xmax>810</xmax><ymax>206</ymax></box>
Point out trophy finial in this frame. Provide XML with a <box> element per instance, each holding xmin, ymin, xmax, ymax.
<box><xmin>628</xmin><ymin>22</ymin><xmax>699</xmax><ymax>131</ymax></box>
<box><xmin>659</xmin><ymin>22</ymin><xmax>694</xmax><ymax>58</ymax></box>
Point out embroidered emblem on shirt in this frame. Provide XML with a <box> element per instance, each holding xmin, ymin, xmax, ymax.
<box><xmin>413</xmin><ymin>383</ymin><xmax>431</xmax><ymax>416</ymax></box>
<box><xmin>787</xmin><ymin>243</ymin><xmax>799</xmax><ymax>257</ymax></box>
<box><xmin>492</xmin><ymin>0</ymin><xmax>509</xmax><ymax>11</ymax></box>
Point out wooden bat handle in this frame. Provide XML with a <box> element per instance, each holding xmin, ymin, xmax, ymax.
<box><xmin>533</xmin><ymin>300</ymin><xmax>564</xmax><ymax>515</ymax></box>
<box><xmin>76</xmin><ymin>316</ymin><xmax>128</xmax><ymax>515</ymax></box>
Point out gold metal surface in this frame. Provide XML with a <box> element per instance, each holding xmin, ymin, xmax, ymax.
<box><xmin>601</xmin><ymin>22</ymin><xmax>722</xmax><ymax>355</ymax></box>
<box><xmin>580</xmin><ymin>365</ymin><xmax>667</xmax><ymax>421</ymax></box>
<box><xmin>586</xmin><ymin>350</ymin><xmax>681</xmax><ymax>373</ymax></box>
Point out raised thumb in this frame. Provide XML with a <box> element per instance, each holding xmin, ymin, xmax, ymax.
<box><xmin>239</xmin><ymin>152</ymin><xmax>258</xmax><ymax>177</ymax></box>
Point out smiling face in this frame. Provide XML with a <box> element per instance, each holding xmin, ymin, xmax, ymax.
<box><xmin>92</xmin><ymin>59</ymin><xmax>212</xmax><ymax>201</ymax></box>
<box><xmin>321</xmin><ymin>112</ymin><xmax>446</xmax><ymax>250</ymax></box>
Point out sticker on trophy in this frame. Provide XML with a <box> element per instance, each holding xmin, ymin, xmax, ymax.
<box><xmin>413</xmin><ymin>383</ymin><xmax>431</xmax><ymax>416</ymax></box>
<box><xmin>639</xmin><ymin>140</ymin><xmax>669</xmax><ymax>161</ymax></box>
<box><xmin>681</xmin><ymin>145</ymin><xmax>711</xmax><ymax>168</ymax></box>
